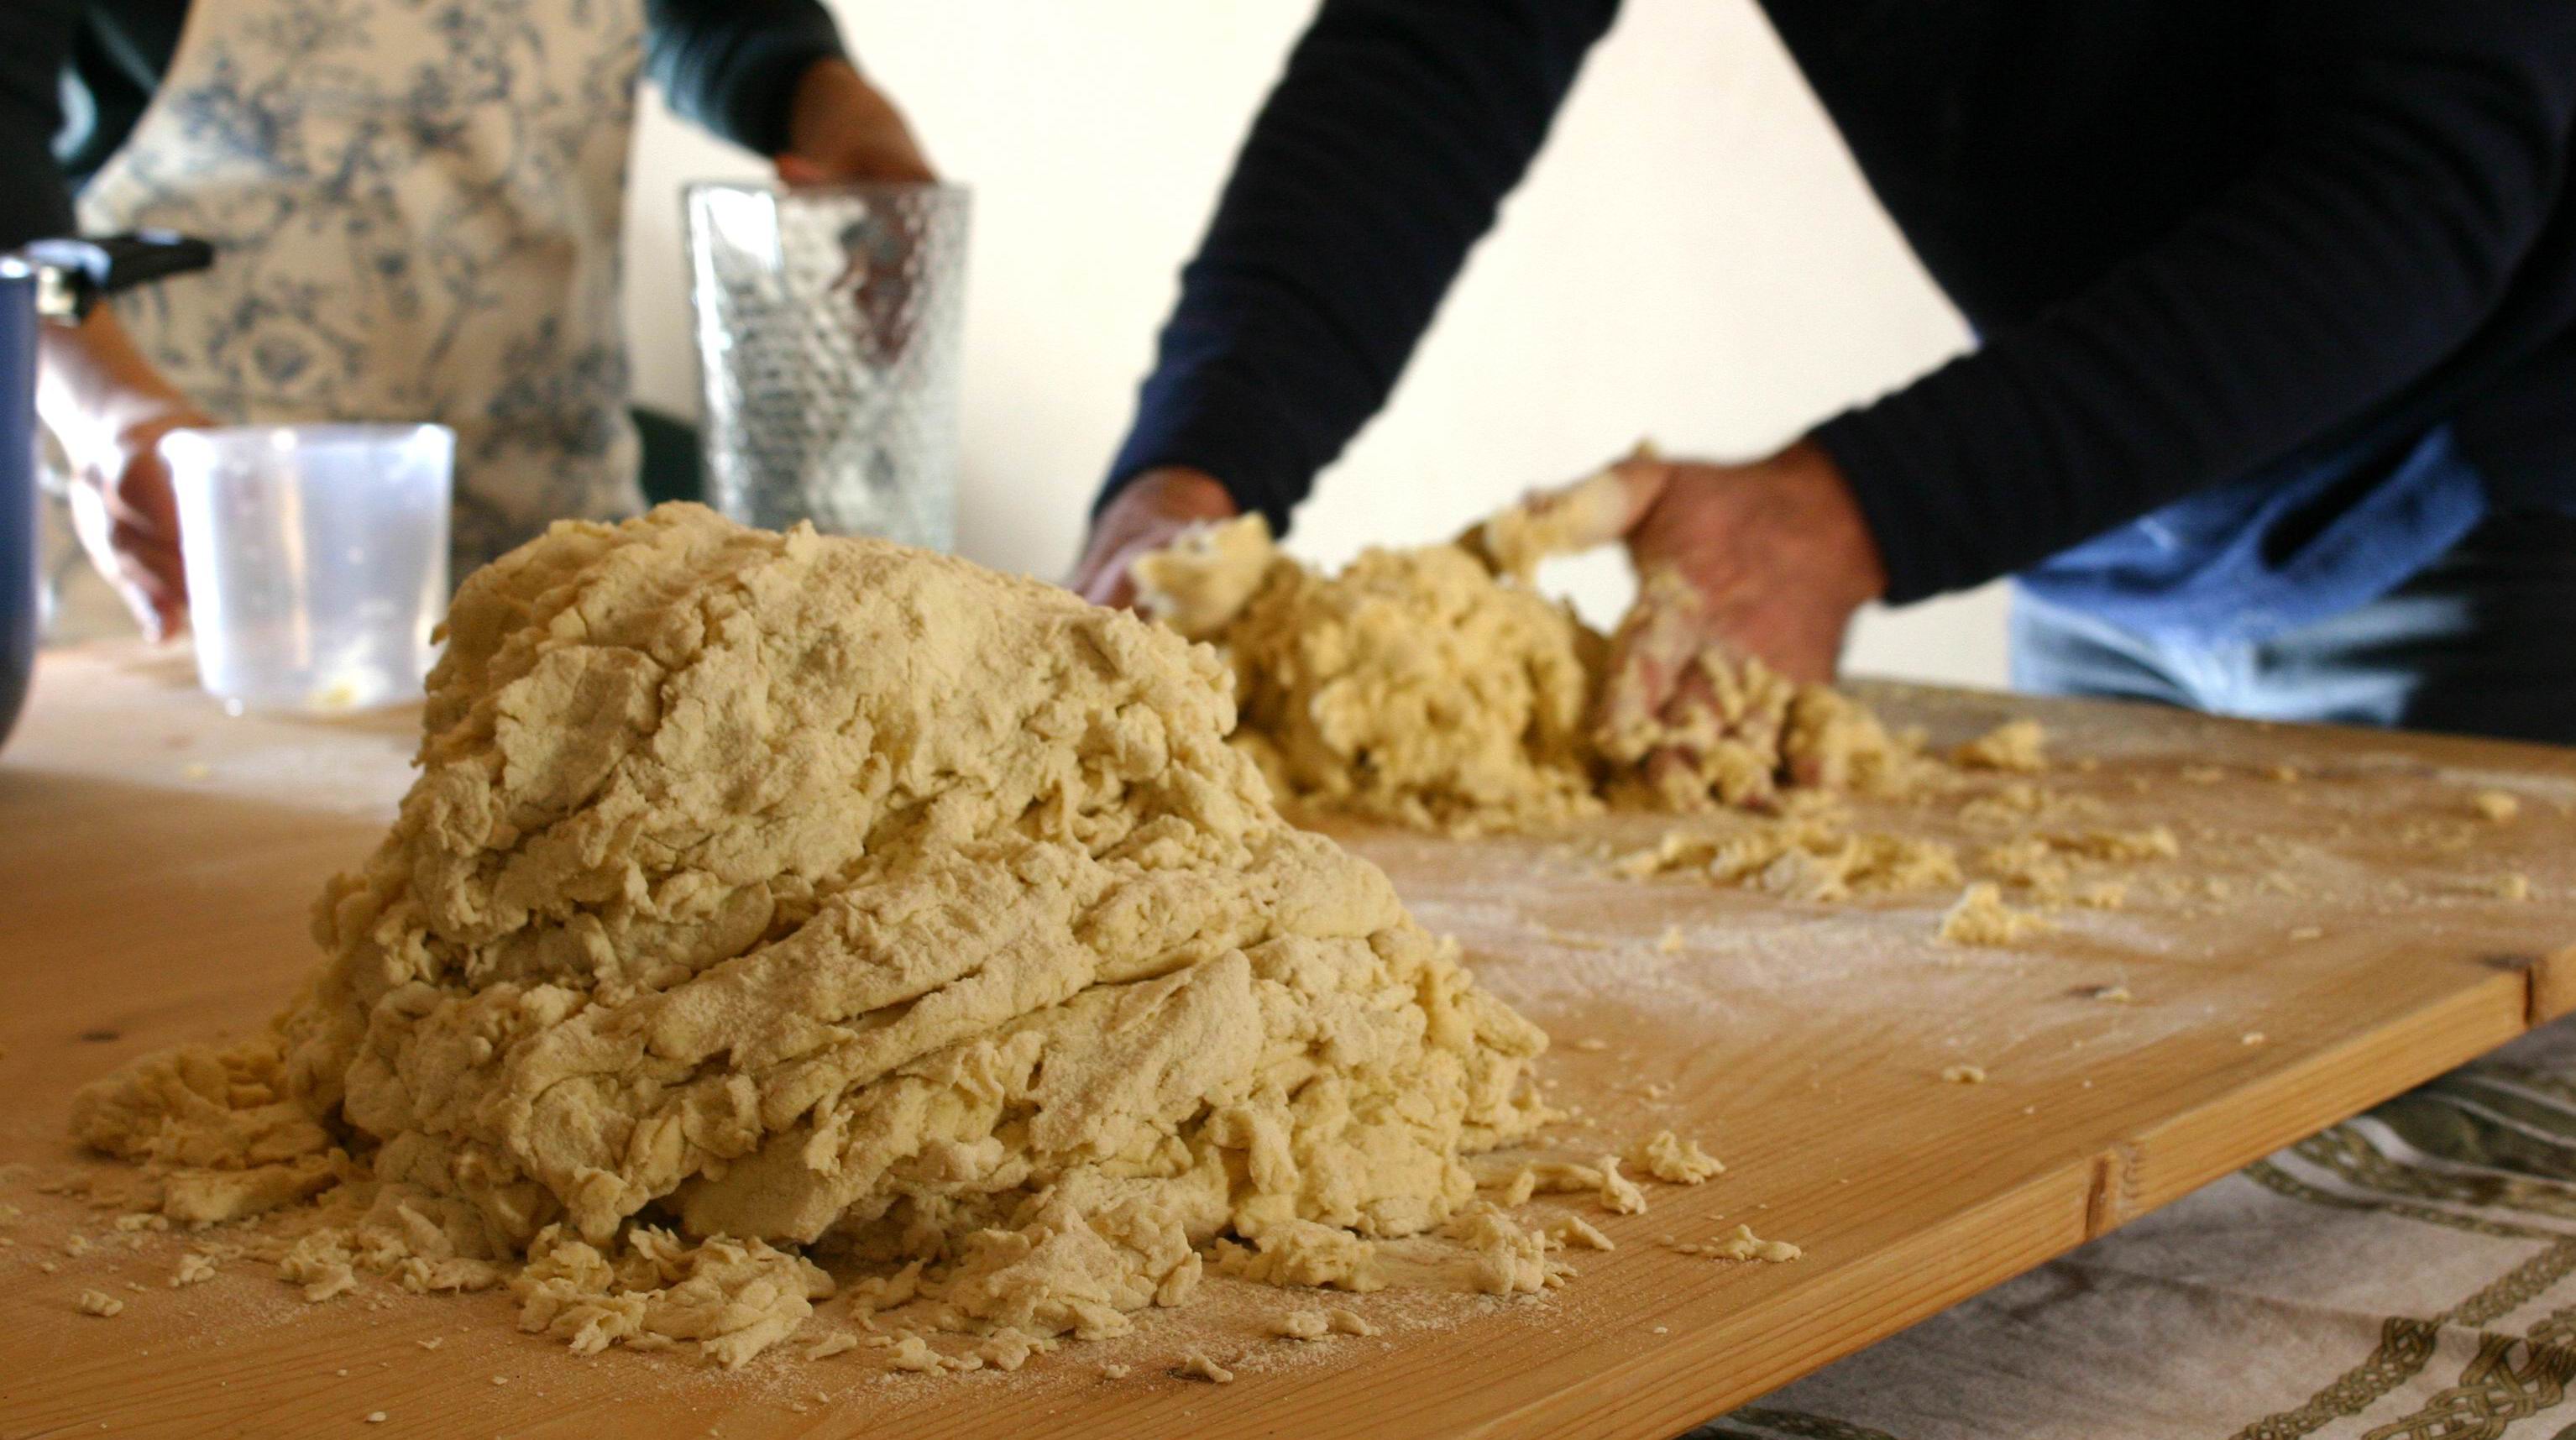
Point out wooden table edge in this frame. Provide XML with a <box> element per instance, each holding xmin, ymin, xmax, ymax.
<box><xmin>1471</xmin><ymin>956</ymin><xmax>2550</xmax><ymax>1438</ymax></box>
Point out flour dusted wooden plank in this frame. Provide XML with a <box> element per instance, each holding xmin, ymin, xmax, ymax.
<box><xmin>1</xmin><ymin>645</ymin><xmax>2571</xmax><ymax>1438</ymax></box>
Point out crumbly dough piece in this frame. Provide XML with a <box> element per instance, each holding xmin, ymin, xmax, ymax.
<box><xmin>804</xmin><ymin>1331</ymin><xmax>861</xmax><ymax>1360</ymax></box>
<box><xmin>1272</xmin><ymin>1307</ymin><xmax>1333</xmax><ymax>1340</ymax></box>
<box><xmin>1938</xmin><ymin>883</ymin><xmax>2054</xmax><ymax>946</ymax></box>
<box><xmin>974</xmin><ymin>1328</ymin><xmax>1052</xmax><ymax>1371</ymax></box>
<box><xmin>1594</xmin><ymin>1155</ymin><xmax>1647</xmax><ymax>1216</ymax></box>
<box><xmin>1594</xmin><ymin>570</ymin><xmax>1919</xmax><ymax>810</ymax></box>
<box><xmin>1547</xmin><ymin>1213</ymin><xmax>1615</xmax><ymax>1251</ymax></box>
<box><xmin>1704</xmin><ymin>1223</ymin><xmax>1802</xmax><ymax>1263</ymax></box>
<box><xmin>1138</xmin><ymin>516</ymin><xmax>1604</xmax><ymax>833</ymax></box>
<box><xmin>1626</xmin><ymin>1131</ymin><xmax>1723</xmax><ymax>1185</ymax></box>
<box><xmin>1456</xmin><ymin>460</ymin><xmax>1639</xmax><ymax>580</ymax></box>
<box><xmin>1211</xmin><ymin>1218</ymin><xmax>1387</xmax><ymax>1293</ymax></box>
<box><xmin>1975</xmin><ymin>827</ymin><xmax>2175</xmax><ymax>904</ymax></box>
<box><xmin>77</xmin><ymin>1289</ymin><xmax>125</xmax><ymax>1317</ymax></box>
<box><xmin>71</xmin><ymin>505</ymin><xmax>1551</xmax><ymax>1368</ymax></box>
<box><xmin>1441</xmin><ymin>1202</ymin><xmax>1569</xmax><ymax>1295</ymax></box>
<box><xmin>1128</xmin><ymin>516</ymin><xmax>1279</xmax><ymax>636</ymax></box>
<box><xmin>1953</xmin><ymin>720</ymin><xmax>2048</xmax><ymax>772</ymax></box>
<box><xmin>1177</xmin><ymin>1348</ymin><xmax>1235</xmax><ymax>1383</ymax></box>
<box><xmin>1615</xmin><ymin>822</ymin><xmax>1958</xmax><ymax>902</ymax></box>
<box><xmin>2073</xmin><ymin>881</ymin><xmax>2128</xmax><ymax>911</ymax></box>
<box><xmin>2472</xmin><ymin>790</ymin><xmax>2521</xmax><ymax>823</ymax></box>
<box><xmin>1132</xmin><ymin>518</ymin><xmax>1921</xmax><ymax>832</ymax></box>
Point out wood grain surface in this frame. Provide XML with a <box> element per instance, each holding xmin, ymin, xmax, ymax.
<box><xmin>3</xmin><ymin>643</ymin><xmax>2573</xmax><ymax>1440</ymax></box>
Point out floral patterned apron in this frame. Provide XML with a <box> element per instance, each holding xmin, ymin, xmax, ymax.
<box><xmin>78</xmin><ymin>0</ymin><xmax>648</xmax><ymax>573</ymax></box>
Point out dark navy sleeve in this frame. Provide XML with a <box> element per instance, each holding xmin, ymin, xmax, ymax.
<box><xmin>1101</xmin><ymin>0</ymin><xmax>1624</xmax><ymax>533</ymax></box>
<box><xmin>645</xmin><ymin>0</ymin><xmax>847</xmax><ymax>156</ymax></box>
<box><xmin>1814</xmin><ymin>2</ymin><xmax>2576</xmax><ymax>602</ymax></box>
<box><xmin>0</xmin><ymin>0</ymin><xmax>81</xmax><ymax>250</ymax></box>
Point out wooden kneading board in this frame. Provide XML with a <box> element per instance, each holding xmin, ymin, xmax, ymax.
<box><xmin>5</xmin><ymin>641</ymin><xmax>2576</xmax><ymax>1439</ymax></box>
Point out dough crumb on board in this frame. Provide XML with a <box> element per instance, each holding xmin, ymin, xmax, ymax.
<box><xmin>1671</xmin><ymin>1225</ymin><xmax>1803</xmax><ymax>1263</ymax></box>
<box><xmin>1177</xmin><ymin>1348</ymin><xmax>1235</xmax><ymax>1384</ymax></box>
<box><xmin>1705</xmin><ymin>1224</ymin><xmax>1803</xmax><ymax>1263</ymax></box>
<box><xmin>1595</xmin><ymin>1155</ymin><xmax>1648</xmax><ymax>1216</ymax></box>
<box><xmin>973</xmin><ymin>1329</ymin><xmax>1052</xmax><ymax>1372</ymax></box>
<box><xmin>877</xmin><ymin>1334</ymin><xmax>956</xmax><ymax>1375</ymax></box>
<box><xmin>76</xmin><ymin>1289</ymin><xmax>123</xmax><ymax>1317</ymax></box>
<box><xmin>1613</xmin><ymin>822</ymin><xmax>1959</xmax><ymax>903</ymax></box>
<box><xmin>1212</xmin><ymin>1218</ymin><xmax>1390</xmax><ymax>1293</ymax></box>
<box><xmin>2473</xmin><ymin>790</ymin><xmax>2521</xmax><ymax>823</ymax></box>
<box><xmin>1262</xmin><ymin>1308</ymin><xmax>1380</xmax><ymax>1339</ymax></box>
<box><xmin>1099</xmin><ymin>1362</ymin><xmax>1132</xmax><ymax>1380</ymax></box>
<box><xmin>170</xmin><ymin>1252</ymin><xmax>217</xmax><ymax>1286</ymax></box>
<box><xmin>1626</xmin><ymin>1130</ymin><xmax>1725</xmax><ymax>1184</ymax></box>
<box><xmin>2490</xmin><ymin>873</ymin><xmax>2535</xmax><ymax>901</ymax></box>
<box><xmin>62</xmin><ymin>505</ymin><xmax>1555</xmax><ymax>1370</ymax></box>
<box><xmin>1938</xmin><ymin>883</ymin><xmax>2053</xmax><ymax>946</ymax></box>
<box><xmin>803</xmin><ymin>1333</ymin><xmax>861</xmax><ymax>1361</ymax></box>
<box><xmin>2073</xmin><ymin>880</ymin><xmax>2128</xmax><ymax>910</ymax></box>
<box><xmin>1547</xmin><ymin>1214</ymin><xmax>1616</xmax><ymax>1252</ymax></box>
<box><xmin>1271</xmin><ymin>1309</ymin><xmax>1333</xmax><ymax>1341</ymax></box>
<box><xmin>1940</xmin><ymin>1065</ymin><xmax>1988</xmax><ymax>1085</ymax></box>
<box><xmin>1952</xmin><ymin>719</ymin><xmax>2048</xmax><ymax>772</ymax></box>
<box><xmin>1442</xmin><ymin>1203</ymin><xmax>1572</xmax><ymax>1295</ymax></box>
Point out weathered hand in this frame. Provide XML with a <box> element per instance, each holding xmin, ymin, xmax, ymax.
<box><xmin>1065</xmin><ymin>468</ymin><xmax>1241</xmax><ymax>610</ymax></box>
<box><xmin>1591</xmin><ymin>440</ymin><xmax>1886</xmax><ymax>788</ymax></box>
<box><xmin>775</xmin><ymin>59</ymin><xmax>936</xmax><ymax>186</ymax></box>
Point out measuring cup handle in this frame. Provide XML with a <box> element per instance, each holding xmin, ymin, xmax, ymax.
<box><xmin>12</xmin><ymin>232</ymin><xmax>217</xmax><ymax>323</ymax></box>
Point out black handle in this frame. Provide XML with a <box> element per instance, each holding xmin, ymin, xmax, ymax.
<box><xmin>15</xmin><ymin>231</ymin><xmax>215</xmax><ymax>321</ymax></box>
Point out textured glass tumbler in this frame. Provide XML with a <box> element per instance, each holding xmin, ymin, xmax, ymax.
<box><xmin>686</xmin><ymin>182</ymin><xmax>969</xmax><ymax>550</ymax></box>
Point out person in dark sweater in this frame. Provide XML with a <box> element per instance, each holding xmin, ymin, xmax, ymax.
<box><xmin>1069</xmin><ymin>1</ymin><xmax>2576</xmax><ymax>744</ymax></box>
<box><xmin>4</xmin><ymin>0</ymin><xmax>932</xmax><ymax>639</ymax></box>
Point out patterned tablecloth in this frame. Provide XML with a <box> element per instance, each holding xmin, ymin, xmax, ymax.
<box><xmin>1703</xmin><ymin>1017</ymin><xmax>2576</xmax><ymax>1440</ymax></box>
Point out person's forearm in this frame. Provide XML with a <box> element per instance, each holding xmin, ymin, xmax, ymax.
<box><xmin>1103</xmin><ymin>0</ymin><xmax>1623</xmax><ymax>533</ymax></box>
<box><xmin>37</xmin><ymin>307</ymin><xmax>200</xmax><ymax>466</ymax></box>
<box><xmin>645</xmin><ymin>0</ymin><xmax>846</xmax><ymax>154</ymax></box>
<box><xmin>1819</xmin><ymin>3</ymin><xmax>2576</xmax><ymax>603</ymax></box>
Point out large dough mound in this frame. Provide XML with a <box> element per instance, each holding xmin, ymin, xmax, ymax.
<box><xmin>72</xmin><ymin>504</ymin><xmax>1551</xmax><ymax>1364</ymax></box>
<box><xmin>1133</xmin><ymin>516</ymin><xmax>1916</xmax><ymax>829</ymax></box>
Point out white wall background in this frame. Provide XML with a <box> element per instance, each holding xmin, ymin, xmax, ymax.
<box><xmin>620</xmin><ymin>0</ymin><xmax>2011</xmax><ymax>687</ymax></box>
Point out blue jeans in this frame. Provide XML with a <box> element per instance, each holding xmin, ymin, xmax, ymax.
<box><xmin>2011</xmin><ymin>512</ymin><xmax>2576</xmax><ymax>745</ymax></box>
